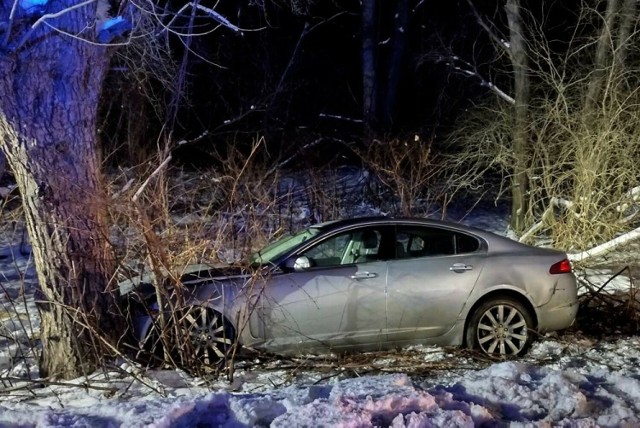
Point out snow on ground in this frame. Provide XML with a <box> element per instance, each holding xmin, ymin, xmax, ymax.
<box><xmin>2</xmin><ymin>203</ymin><xmax>640</xmax><ymax>426</ymax></box>
<box><xmin>2</xmin><ymin>336</ymin><xmax>640</xmax><ymax>426</ymax></box>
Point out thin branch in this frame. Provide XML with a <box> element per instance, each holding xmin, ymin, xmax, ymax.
<box><xmin>465</xmin><ymin>0</ymin><xmax>510</xmax><ymax>51</ymax></box>
<box><xmin>39</xmin><ymin>20</ymin><xmax>133</xmax><ymax>47</ymax></box>
<box><xmin>319</xmin><ymin>113</ymin><xmax>364</xmax><ymax>123</ymax></box>
<box><xmin>192</xmin><ymin>3</ymin><xmax>240</xmax><ymax>32</ymax></box>
<box><xmin>270</xmin><ymin>22</ymin><xmax>309</xmax><ymax>109</ymax></box>
<box><xmin>2</xmin><ymin>0</ymin><xmax>20</xmax><ymax>46</ymax></box>
<box><xmin>111</xmin><ymin>178</ymin><xmax>135</xmax><ymax>199</ymax></box>
<box><xmin>214</xmin><ymin>106</ymin><xmax>262</xmax><ymax>130</ymax></box>
<box><xmin>446</xmin><ymin>56</ymin><xmax>515</xmax><ymax>104</ymax></box>
<box><xmin>156</xmin><ymin>1</ymin><xmax>247</xmax><ymax>36</ymax></box>
<box><xmin>14</xmin><ymin>0</ymin><xmax>98</xmax><ymax>49</ymax></box>
<box><xmin>132</xmin><ymin>156</ymin><xmax>172</xmax><ymax>202</ymax></box>
<box><xmin>265</xmin><ymin>138</ymin><xmax>348</xmax><ymax>178</ymax></box>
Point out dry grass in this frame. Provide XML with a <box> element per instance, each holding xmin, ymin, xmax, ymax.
<box><xmin>357</xmin><ymin>136</ymin><xmax>451</xmax><ymax>218</ymax></box>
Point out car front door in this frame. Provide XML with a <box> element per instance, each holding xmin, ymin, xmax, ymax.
<box><xmin>384</xmin><ymin>225</ymin><xmax>486</xmax><ymax>340</ymax></box>
<box><xmin>258</xmin><ymin>225</ymin><xmax>394</xmax><ymax>352</ymax></box>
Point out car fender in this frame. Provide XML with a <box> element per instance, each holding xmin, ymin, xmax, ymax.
<box><xmin>459</xmin><ymin>284</ymin><xmax>540</xmax><ymax>325</ymax></box>
<box><xmin>186</xmin><ymin>280</ymin><xmax>259</xmax><ymax>341</ymax></box>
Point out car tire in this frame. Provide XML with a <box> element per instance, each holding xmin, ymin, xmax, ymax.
<box><xmin>140</xmin><ymin>306</ymin><xmax>236</xmax><ymax>369</ymax></box>
<box><xmin>180</xmin><ymin>306</ymin><xmax>236</xmax><ymax>367</ymax></box>
<box><xmin>466</xmin><ymin>297</ymin><xmax>534</xmax><ymax>358</ymax></box>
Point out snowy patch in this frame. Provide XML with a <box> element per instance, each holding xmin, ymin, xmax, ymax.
<box><xmin>4</xmin><ymin>349</ymin><xmax>640</xmax><ymax>427</ymax></box>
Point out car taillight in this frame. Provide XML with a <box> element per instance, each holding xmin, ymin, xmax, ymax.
<box><xmin>549</xmin><ymin>258</ymin><xmax>572</xmax><ymax>274</ymax></box>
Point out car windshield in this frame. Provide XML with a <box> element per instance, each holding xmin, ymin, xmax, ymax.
<box><xmin>250</xmin><ymin>227</ymin><xmax>322</xmax><ymax>266</ymax></box>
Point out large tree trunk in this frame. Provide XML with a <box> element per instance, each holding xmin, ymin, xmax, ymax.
<box><xmin>506</xmin><ymin>0</ymin><xmax>530</xmax><ymax>233</ymax></box>
<box><xmin>0</xmin><ymin>1</ymin><xmax>124</xmax><ymax>379</ymax></box>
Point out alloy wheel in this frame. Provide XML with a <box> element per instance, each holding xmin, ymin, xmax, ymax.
<box><xmin>476</xmin><ymin>303</ymin><xmax>529</xmax><ymax>356</ymax></box>
<box><xmin>180</xmin><ymin>307</ymin><xmax>234</xmax><ymax>366</ymax></box>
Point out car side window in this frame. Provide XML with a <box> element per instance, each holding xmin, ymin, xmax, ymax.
<box><xmin>396</xmin><ymin>226</ymin><xmax>479</xmax><ymax>258</ymax></box>
<box><xmin>301</xmin><ymin>226</ymin><xmax>392</xmax><ymax>267</ymax></box>
<box><xmin>302</xmin><ymin>233</ymin><xmax>352</xmax><ymax>267</ymax></box>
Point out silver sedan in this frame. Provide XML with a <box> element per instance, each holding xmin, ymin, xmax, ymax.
<box><xmin>127</xmin><ymin>217</ymin><xmax>578</xmax><ymax>364</ymax></box>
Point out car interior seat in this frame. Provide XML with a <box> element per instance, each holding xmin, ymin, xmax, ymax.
<box><xmin>355</xmin><ymin>230</ymin><xmax>379</xmax><ymax>263</ymax></box>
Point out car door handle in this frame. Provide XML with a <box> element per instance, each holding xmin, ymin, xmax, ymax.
<box><xmin>449</xmin><ymin>263</ymin><xmax>473</xmax><ymax>272</ymax></box>
<box><xmin>350</xmin><ymin>272</ymin><xmax>378</xmax><ymax>280</ymax></box>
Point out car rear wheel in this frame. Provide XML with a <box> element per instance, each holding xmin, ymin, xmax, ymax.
<box><xmin>466</xmin><ymin>298</ymin><xmax>534</xmax><ymax>358</ymax></box>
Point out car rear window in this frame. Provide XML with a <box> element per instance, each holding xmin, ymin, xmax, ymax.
<box><xmin>455</xmin><ymin>232</ymin><xmax>480</xmax><ymax>254</ymax></box>
<box><xmin>396</xmin><ymin>226</ymin><xmax>480</xmax><ymax>258</ymax></box>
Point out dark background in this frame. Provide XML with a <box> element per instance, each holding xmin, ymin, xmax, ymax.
<box><xmin>99</xmin><ymin>0</ymin><xmax>584</xmax><ymax>166</ymax></box>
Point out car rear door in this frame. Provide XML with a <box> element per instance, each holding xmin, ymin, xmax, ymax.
<box><xmin>384</xmin><ymin>225</ymin><xmax>487</xmax><ymax>340</ymax></box>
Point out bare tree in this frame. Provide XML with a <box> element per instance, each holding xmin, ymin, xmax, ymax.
<box><xmin>585</xmin><ymin>0</ymin><xmax>637</xmax><ymax>111</ymax></box>
<box><xmin>0</xmin><ymin>0</ymin><xmax>125</xmax><ymax>379</ymax></box>
<box><xmin>505</xmin><ymin>0</ymin><xmax>530</xmax><ymax>233</ymax></box>
<box><xmin>446</xmin><ymin>0</ymin><xmax>640</xmax><ymax>251</ymax></box>
<box><xmin>454</xmin><ymin>0</ymin><xmax>530</xmax><ymax>232</ymax></box>
<box><xmin>424</xmin><ymin>0</ymin><xmax>531</xmax><ymax>231</ymax></box>
<box><xmin>0</xmin><ymin>0</ymin><xmax>238</xmax><ymax>379</ymax></box>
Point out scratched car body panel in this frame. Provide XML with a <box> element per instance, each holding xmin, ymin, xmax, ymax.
<box><xmin>125</xmin><ymin>217</ymin><xmax>579</xmax><ymax>361</ymax></box>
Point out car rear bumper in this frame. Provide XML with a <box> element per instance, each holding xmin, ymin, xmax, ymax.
<box><xmin>537</xmin><ymin>275</ymin><xmax>579</xmax><ymax>332</ymax></box>
<box><xmin>538</xmin><ymin>300</ymin><xmax>579</xmax><ymax>332</ymax></box>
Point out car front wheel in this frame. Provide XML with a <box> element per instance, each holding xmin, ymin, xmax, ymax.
<box><xmin>181</xmin><ymin>306</ymin><xmax>236</xmax><ymax>367</ymax></box>
<box><xmin>140</xmin><ymin>306</ymin><xmax>236</xmax><ymax>369</ymax></box>
<box><xmin>466</xmin><ymin>297</ymin><xmax>534</xmax><ymax>358</ymax></box>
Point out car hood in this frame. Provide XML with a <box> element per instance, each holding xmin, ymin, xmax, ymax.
<box><xmin>118</xmin><ymin>263</ymin><xmax>254</xmax><ymax>295</ymax></box>
<box><xmin>180</xmin><ymin>264</ymin><xmax>253</xmax><ymax>285</ymax></box>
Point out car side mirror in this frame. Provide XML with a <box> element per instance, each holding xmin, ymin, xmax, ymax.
<box><xmin>285</xmin><ymin>256</ymin><xmax>311</xmax><ymax>272</ymax></box>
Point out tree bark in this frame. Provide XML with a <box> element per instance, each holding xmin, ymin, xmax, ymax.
<box><xmin>506</xmin><ymin>0</ymin><xmax>530</xmax><ymax>233</ymax></box>
<box><xmin>0</xmin><ymin>0</ymin><xmax>124</xmax><ymax>378</ymax></box>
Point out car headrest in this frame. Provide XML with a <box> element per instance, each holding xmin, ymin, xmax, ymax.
<box><xmin>361</xmin><ymin>230</ymin><xmax>379</xmax><ymax>249</ymax></box>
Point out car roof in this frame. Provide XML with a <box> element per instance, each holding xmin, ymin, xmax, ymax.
<box><xmin>318</xmin><ymin>216</ymin><xmax>462</xmax><ymax>230</ymax></box>
<box><xmin>312</xmin><ymin>216</ymin><xmax>498</xmax><ymax>238</ymax></box>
